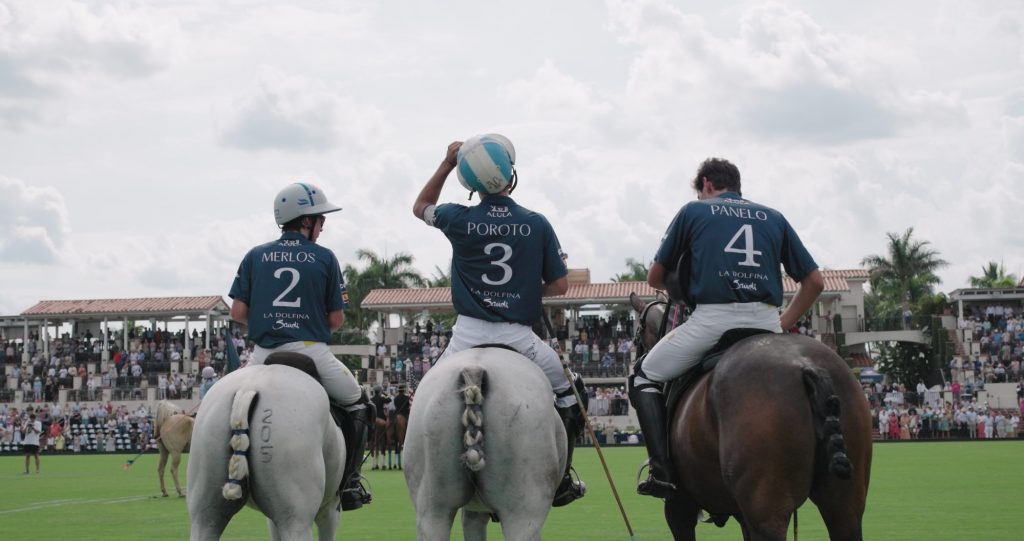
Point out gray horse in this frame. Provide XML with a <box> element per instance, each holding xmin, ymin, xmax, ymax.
<box><xmin>186</xmin><ymin>364</ymin><xmax>345</xmax><ymax>541</ymax></box>
<box><xmin>404</xmin><ymin>347</ymin><xmax>566</xmax><ymax>541</ymax></box>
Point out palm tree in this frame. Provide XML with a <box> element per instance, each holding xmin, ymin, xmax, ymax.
<box><xmin>342</xmin><ymin>249</ymin><xmax>426</xmax><ymax>330</ymax></box>
<box><xmin>860</xmin><ymin>227</ymin><xmax>948</xmax><ymax>314</ymax></box>
<box><xmin>611</xmin><ymin>258</ymin><xmax>649</xmax><ymax>282</ymax></box>
<box><xmin>968</xmin><ymin>261</ymin><xmax>1018</xmax><ymax>288</ymax></box>
<box><xmin>426</xmin><ymin>265</ymin><xmax>451</xmax><ymax>288</ymax></box>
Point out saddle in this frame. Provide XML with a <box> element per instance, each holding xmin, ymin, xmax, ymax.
<box><xmin>663</xmin><ymin>328</ymin><xmax>773</xmax><ymax>416</ymax></box>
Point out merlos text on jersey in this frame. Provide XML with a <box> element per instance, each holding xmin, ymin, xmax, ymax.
<box><xmin>467</xmin><ymin>222</ymin><xmax>532</xmax><ymax>236</ymax></box>
<box><xmin>260</xmin><ymin>251</ymin><xmax>318</xmax><ymax>263</ymax></box>
<box><xmin>709</xmin><ymin>205</ymin><xmax>768</xmax><ymax>221</ymax></box>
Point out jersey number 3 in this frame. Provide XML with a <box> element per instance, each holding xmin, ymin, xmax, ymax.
<box><xmin>724</xmin><ymin>224</ymin><xmax>762</xmax><ymax>267</ymax></box>
<box><xmin>482</xmin><ymin>243</ymin><xmax>513</xmax><ymax>286</ymax></box>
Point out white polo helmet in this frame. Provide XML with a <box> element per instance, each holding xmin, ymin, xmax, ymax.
<box><xmin>456</xmin><ymin>134</ymin><xmax>516</xmax><ymax>195</ymax></box>
<box><xmin>201</xmin><ymin>366</ymin><xmax>215</xmax><ymax>379</ymax></box>
<box><xmin>273</xmin><ymin>182</ymin><xmax>342</xmax><ymax>226</ymax></box>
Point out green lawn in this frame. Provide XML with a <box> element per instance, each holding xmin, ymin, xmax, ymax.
<box><xmin>0</xmin><ymin>441</ymin><xmax>1020</xmax><ymax>540</ymax></box>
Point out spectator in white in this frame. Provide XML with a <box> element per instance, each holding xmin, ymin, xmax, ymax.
<box><xmin>157</xmin><ymin>374</ymin><xmax>168</xmax><ymax>400</ymax></box>
<box><xmin>22</xmin><ymin>412</ymin><xmax>42</xmax><ymax>474</ymax></box>
<box><xmin>86</xmin><ymin>377</ymin><xmax>97</xmax><ymax>401</ymax></box>
<box><xmin>983</xmin><ymin>410</ymin><xmax>995</xmax><ymax>439</ymax></box>
<box><xmin>131</xmin><ymin>362</ymin><xmax>142</xmax><ymax>385</ymax></box>
<box><xmin>376</xmin><ymin>344</ymin><xmax>387</xmax><ymax>358</ymax></box>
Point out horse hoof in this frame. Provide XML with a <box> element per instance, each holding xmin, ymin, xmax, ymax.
<box><xmin>161</xmin><ymin>493</ymin><xmax>169</xmax><ymax>498</ymax></box>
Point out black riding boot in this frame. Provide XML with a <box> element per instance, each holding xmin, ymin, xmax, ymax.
<box><xmin>552</xmin><ymin>404</ymin><xmax>587</xmax><ymax>507</ymax></box>
<box><xmin>334</xmin><ymin>397</ymin><xmax>374</xmax><ymax>511</ymax></box>
<box><xmin>629</xmin><ymin>388</ymin><xmax>677</xmax><ymax>498</ymax></box>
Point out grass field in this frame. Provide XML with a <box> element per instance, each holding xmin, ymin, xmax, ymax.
<box><xmin>0</xmin><ymin>441</ymin><xmax>1020</xmax><ymax>540</ymax></box>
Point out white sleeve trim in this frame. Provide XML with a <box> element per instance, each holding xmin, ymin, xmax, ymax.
<box><xmin>422</xmin><ymin>204</ymin><xmax>438</xmax><ymax>226</ymax></box>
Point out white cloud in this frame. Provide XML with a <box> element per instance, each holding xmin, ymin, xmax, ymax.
<box><xmin>0</xmin><ymin>176</ymin><xmax>70</xmax><ymax>264</ymax></box>
<box><xmin>606</xmin><ymin>0</ymin><xmax>967</xmax><ymax>145</ymax></box>
<box><xmin>0</xmin><ymin>0</ymin><xmax>182</xmax><ymax>129</ymax></box>
<box><xmin>502</xmin><ymin>61</ymin><xmax>613</xmax><ymax>122</ymax></box>
<box><xmin>220</xmin><ymin>66</ymin><xmax>387</xmax><ymax>152</ymax></box>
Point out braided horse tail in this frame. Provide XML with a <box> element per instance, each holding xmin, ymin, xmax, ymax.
<box><xmin>802</xmin><ymin>366</ymin><xmax>854</xmax><ymax>480</ymax></box>
<box><xmin>458</xmin><ymin>366</ymin><xmax>487</xmax><ymax>472</ymax></box>
<box><xmin>222</xmin><ymin>390</ymin><xmax>258</xmax><ymax>500</ymax></box>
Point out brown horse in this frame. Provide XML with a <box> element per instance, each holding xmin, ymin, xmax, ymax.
<box><xmin>154</xmin><ymin>400</ymin><xmax>194</xmax><ymax>497</ymax></box>
<box><xmin>629</xmin><ymin>293</ymin><xmax>872</xmax><ymax>541</ymax></box>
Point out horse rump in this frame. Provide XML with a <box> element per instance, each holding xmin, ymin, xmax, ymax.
<box><xmin>801</xmin><ymin>366</ymin><xmax>853</xmax><ymax>480</ymax></box>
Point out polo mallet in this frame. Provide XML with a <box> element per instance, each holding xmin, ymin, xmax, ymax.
<box><xmin>544</xmin><ymin>308</ymin><xmax>636</xmax><ymax>540</ymax></box>
<box><xmin>560</xmin><ymin>362</ymin><xmax>637</xmax><ymax>541</ymax></box>
<box><xmin>123</xmin><ymin>436</ymin><xmax>160</xmax><ymax>471</ymax></box>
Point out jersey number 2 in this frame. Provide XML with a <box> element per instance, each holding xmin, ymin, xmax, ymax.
<box><xmin>272</xmin><ymin>267</ymin><xmax>302</xmax><ymax>307</ymax></box>
<box><xmin>724</xmin><ymin>224</ymin><xmax>762</xmax><ymax>267</ymax></box>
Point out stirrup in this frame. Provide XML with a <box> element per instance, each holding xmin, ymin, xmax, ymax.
<box><xmin>552</xmin><ymin>467</ymin><xmax>586</xmax><ymax>507</ymax></box>
<box><xmin>340</xmin><ymin>475</ymin><xmax>372</xmax><ymax>511</ymax></box>
<box><xmin>636</xmin><ymin>459</ymin><xmax>676</xmax><ymax>498</ymax></box>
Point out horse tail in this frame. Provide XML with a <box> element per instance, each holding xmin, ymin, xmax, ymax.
<box><xmin>801</xmin><ymin>367</ymin><xmax>853</xmax><ymax>480</ymax></box>
<box><xmin>222</xmin><ymin>390</ymin><xmax>258</xmax><ymax>500</ymax></box>
<box><xmin>458</xmin><ymin>366</ymin><xmax>486</xmax><ymax>472</ymax></box>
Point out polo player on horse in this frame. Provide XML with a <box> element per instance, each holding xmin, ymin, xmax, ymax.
<box><xmin>413</xmin><ymin>134</ymin><xmax>586</xmax><ymax>507</ymax></box>
<box><xmin>228</xmin><ymin>182</ymin><xmax>374</xmax><ymax>511</ymax></box>
<box><xmin>630</xmin><ymin>158</ymin><xmax>825</xmax><ymax>498</ymax></box>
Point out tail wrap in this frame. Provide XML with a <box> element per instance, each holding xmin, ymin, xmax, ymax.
<box><xmin>802</xmin><ymin>367</ymin><xmax>853</xmax><ymax>480</ymax></box>
<box><xmin>222</xmin><ymin>390</ymin><xmax>257</xmax><ymax>500</ymax></box>
<box><xmin>459</xmin><ymin>366</ymin><xmax>486</xmax><ymax>472</ymax></box>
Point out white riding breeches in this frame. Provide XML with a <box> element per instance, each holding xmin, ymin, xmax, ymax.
<box><xmin>251</xmin><ymin>341</ymin><xmax>363</xmax><ymax>406</ymax></box>
<box><xmin>636</xmin><ymin>303</ymin><xmax>782</xmax><ymax>389</ymax></box>
<box><xmin>440</xmin><ymin>315</ymin><xmax>577</xmax><ymax>408</ymax></box>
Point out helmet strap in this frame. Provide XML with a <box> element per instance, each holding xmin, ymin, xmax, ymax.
<box><xmin>507</xmin><ymin>169</ymin><xmax>518</xmax><ymax>195</ymax></box>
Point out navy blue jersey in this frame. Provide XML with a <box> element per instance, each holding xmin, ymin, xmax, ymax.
<box><xmin>429</xmin><ymin>195</ymin><xmax>567</xmax><ymax>325</ymax></box>
<box><xmin>655</xmin><ymin>192</ymin><xmax>817</xmax><ymax>306</ymax></box>
<box><xmin>229</xmin><ymin>231</ymin><xmax>348</xmax><ymax>348</ymax></box>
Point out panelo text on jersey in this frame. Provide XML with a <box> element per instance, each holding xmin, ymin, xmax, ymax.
<box><xmin>467</xmin><ymin>222</ymin><xmax>532</xmax><ymax>236</ymax></box>
<box><xmin>710</xmin><ymin>205</ymin><xmax>768</xmax><ymax>221</ymax></box>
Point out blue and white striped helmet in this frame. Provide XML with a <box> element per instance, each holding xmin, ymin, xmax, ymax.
<box><xmin>456</xmin><ymin>134</ymin><xmax>516</xmax><ymax>195</ymax></box>
<box><xmin>273</xmin><ymin>182</ymin><xmax>342</xmax><ymax>225</ymax></box>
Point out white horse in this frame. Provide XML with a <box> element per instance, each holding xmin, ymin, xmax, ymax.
<box><xmin>404</xmin><ymin>347</ymin><xmax>566</xmax><ymax>541</ymax></box>
<box><xmin>186</xmin><ymin>364</ymin><xmax>345</xmax><ymax>541</ymax></box>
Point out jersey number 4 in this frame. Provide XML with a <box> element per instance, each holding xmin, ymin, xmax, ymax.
<box><xmin>724</xmin><ymin>224</ymin><xmax>762</xmax><ymax>267</ymax></box>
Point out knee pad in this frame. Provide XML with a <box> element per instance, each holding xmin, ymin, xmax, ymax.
<box><xmin>628</xmin><ymin>355</ymin><xmax>662</xmax><ymax>403</ymax></box>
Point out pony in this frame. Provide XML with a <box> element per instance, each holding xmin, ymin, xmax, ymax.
<box><xmin>154</xmin><ymin>400</ymin><xmax>195</xmax><ymax>497</ymax></box>
<box><xmin>186</xmin><ymin>363</ymin><xmax>345</xmax><ymax>541</ymax></box>
<box><xmin>404</xmin><ymin>347</ymin><xmax>565</xmax><ymax>541</ymax></box>
<box><xmin>629</xmin><ymin>293</ymin><xmax>873</xmax><ymax>541</ymax></box>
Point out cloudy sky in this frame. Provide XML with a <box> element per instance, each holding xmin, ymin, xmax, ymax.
<box><xmin>1</xmin><ymin>0</ymin><xmax>1022</xmax><ymax>316</ymax></box>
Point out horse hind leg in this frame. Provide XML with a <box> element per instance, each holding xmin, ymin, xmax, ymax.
<box><xmin>461</xmin><ymin>509</ymin><xmax>490</xmax><ymax>541</ymax></box>
<box><xmin>314</xmin><ymin>506</ymin><xmax>340</xmax><ymax>541</ymax></box>
<box><xmin>170</xmin><ymin>451</ymin><xmax>184</xmax><ymax>497</ymax></box>
<box><xmin>157</xmin><ymin>446</ymin><xmax>169</xmax><ymax>497</ymax></box>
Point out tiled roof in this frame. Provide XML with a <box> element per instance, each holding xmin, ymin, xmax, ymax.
<box><xmin>361</xmin><ymin>270</ymin><xmax>865</xmax><ymax>312</ymax></box>
<box><xmin>21</xmin><ymin>296</ymin><xmax>229</xmax><ymax>318</ymax></box>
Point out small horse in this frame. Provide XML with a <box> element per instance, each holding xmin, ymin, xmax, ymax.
<box><xmin>404</xmin><ymin>347</ymin><xmax>565</xmax><ymax>541</ymax></box>
<box><xmin>187</xmin><ymin>364</ymin><xmax>345</xmax><ymax>541</ymax></box>
<box><xmin>629</xmin><ymin>293</ymin><xmax>872</xmax><ymax>541</ymax></box>
<box><xmin>154</xmin><ymin>400</ymin><xmax>194</xmax><ymax>497</ymax></box>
